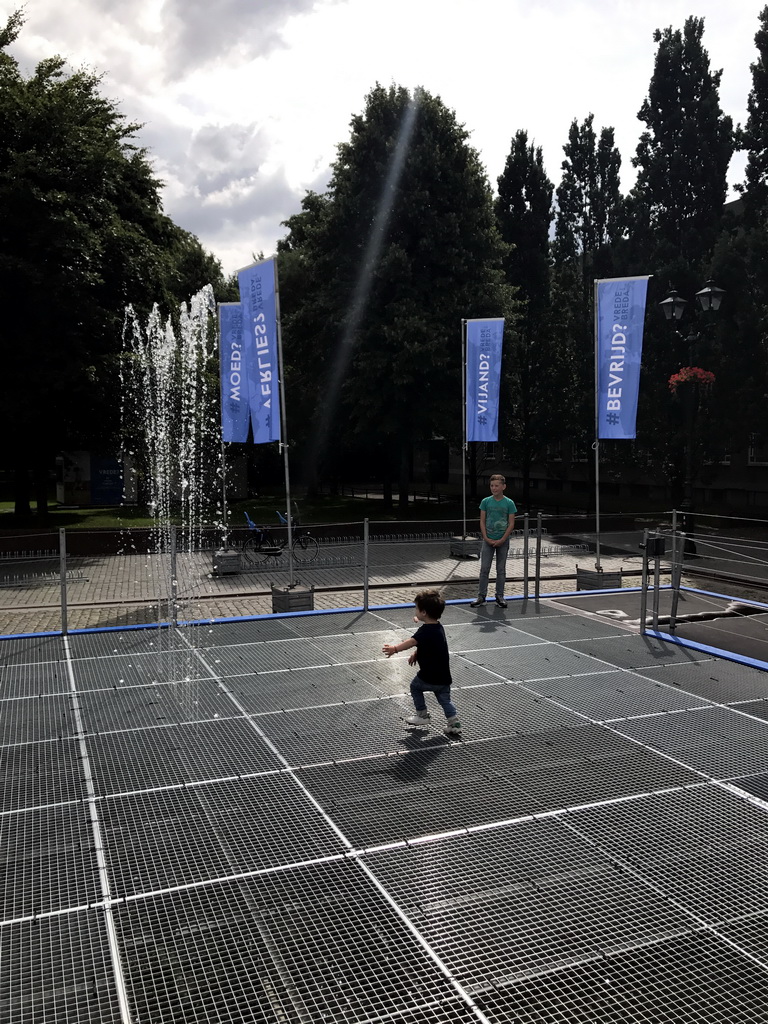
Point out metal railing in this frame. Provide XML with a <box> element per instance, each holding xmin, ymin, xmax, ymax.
<box><xmin>4</xmin><ymin>509</ymin><xmax>768</xmax><ymax>636</ymax></box>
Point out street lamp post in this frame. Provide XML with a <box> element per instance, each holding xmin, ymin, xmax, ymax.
<box><xmin>659</xmin><ymin>280</ymin><xmax>724</xmax><ymax>548</ymax></box>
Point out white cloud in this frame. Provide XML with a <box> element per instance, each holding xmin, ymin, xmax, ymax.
<box><xmin>1</xmin><ymin>0</ymin><xmax>760</xmax><ymax>274</ymax></box>
<box><xmin>159</xmin><ymin>0</ymin><xmax>331</xmax><ymax>76</ymax></box>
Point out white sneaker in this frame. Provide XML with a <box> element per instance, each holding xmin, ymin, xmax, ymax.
<box><xmin>405</xmin><ymin>713</ymin><xmax>431</xmax><ymax>726</ymax></box>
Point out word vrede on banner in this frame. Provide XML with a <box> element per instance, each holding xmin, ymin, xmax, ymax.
<box><xmin>237</xmin><ymin>257</ymin><xmax>280</xmax><ymax>444</ymax></box>
<box><xmin>596</xmin><ymin>277</ymin><xmax>650</xmax><ymax>440</ymax></box>
<box><xmin>466</xmin><ymin>318</ymin><xmax>505</xmax><ymax>443</ymax></box>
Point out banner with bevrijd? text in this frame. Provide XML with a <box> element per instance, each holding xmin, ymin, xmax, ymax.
<box><xmin>219</xmin><ymin>303</ymin><xmax>250</xmax><ymax>443</ymax></box>
<box><xmin>596</xmin><ymin>277</ymin><xmax>650</xmax><ymax>440</ymax></box>
<box><xmin>237</xmin><ymin>257</ymin><xmax>280</xmax><ymax>444</ymax></box>
<box><xmin>466</xmin><ymin>318</ymin><xmax>504</xmax><ymax>442</ymax></box>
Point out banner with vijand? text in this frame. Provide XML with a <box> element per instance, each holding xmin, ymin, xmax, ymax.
<box><xmin>466</xmin><ymin>318</ymin><xmax>504</xmax><ymax>443</ymax></box>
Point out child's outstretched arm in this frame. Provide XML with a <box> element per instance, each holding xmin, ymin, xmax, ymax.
<box><xmin>382</xmin><ymin>637</ymin><xmax>417</xmax><ymax>658</ymax></box>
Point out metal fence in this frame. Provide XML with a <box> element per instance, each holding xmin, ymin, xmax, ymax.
<box><xmin>3</xmin><ymin>510</ymin><xmax>768</xmax><ymax>637</ymax></box>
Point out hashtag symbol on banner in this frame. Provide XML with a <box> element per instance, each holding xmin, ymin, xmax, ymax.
<box><xmin>477</xmin><ymin>415</ymin><xmax>487</xmax><ymax>426</ymax></box>
<box><xmin>605</xmin><ymin>412</ymin><xmax>620</xmax><ymax>425</ymax></box>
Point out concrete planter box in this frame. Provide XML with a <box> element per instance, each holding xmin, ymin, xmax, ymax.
<box><xmin>576</xmin><ymin>568</ymin><xmax>622</xmax><ymax>591</ymax></box>
<box><xmin>272</xmin><ymin>585</ymin><xmax>315</xmax><ymax>613</ymax></box>
<box><xmin>450</xmin><ymin>535</ymin><xmax>482</xmax><ymax>559</ymax></box>
<box><xmin>212</xmin><ymin>549</ymin><xmax>242</xmax><ymax>575</ymax></box>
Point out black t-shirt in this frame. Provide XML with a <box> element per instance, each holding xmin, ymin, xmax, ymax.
<box><xmin>412</xmin><ymin>622</ymin><xmax>452</xmax><ymax>687</ymax></box>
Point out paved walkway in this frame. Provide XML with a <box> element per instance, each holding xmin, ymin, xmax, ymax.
<box><xmin>0</xmin><ymin>537</ymin><xmax>638</xmax><ymax>635</ymax></box>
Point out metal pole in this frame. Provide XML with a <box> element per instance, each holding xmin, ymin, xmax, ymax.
<box><xmin>363</xmin><ymin>518</ymin><xmax>369</xmax><ymax>612</ymax></box>
<box><xmin>170</xmin><ymin>524</ymin><xmax>178</xmax><ymax>627</ymax></box>
<box><xmin>274</xmin><ymin>260</ymin><xmax>294</xmax><ymax>587</ymax></box>
<box><xmin>216</xmin><ymin>302</ymin><xmax>234</xmax><ymax>551</ymax></box>
<box><xmin>535</xmin><ymin>512</ymin><xmax>543</xmax><ymax>601</ymax></box>
<box><xmin>593</xmin><ymin>278</ymin><xmax>602</xmax><ymax>571</ymax></box>
<box><xmin>59</xmin><ymin>528</ymin><xmax>68</xmax><ymax>636</ymax></box>
<box><xmin>669</xmin><ymin>509</ymin><xmax>681</xmax><ymax>631</ymax></box>
<box><xmin>594</xmin><ymin>441</ymin><xmax>602</xmax><ymax>571</ymax></box>
<box><xmin>652</xmin><ymin>547</ymin><xmax>661</xmax><ymax>629</ymax></box>
<box><xmin>220</xmin><ymin>439</ymin><xmax>229</xmax><ymax>548</ymax></box>
<box><xmin>461</xmin><ymin>319</ymin><xmax>467</xmax><ymax>539</ymax></box>
<box><xmin>639</xmin><ymin>528</ymin><xmax>649</xmax><ymax>635</ymax></box>
<box><xmin>523</xmin><ymin>513</ymin><xmax>529</xmax><ymax>600</ymax></box>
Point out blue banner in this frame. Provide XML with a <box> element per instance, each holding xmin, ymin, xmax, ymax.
<box><xmin>466</xmin><ymin>318</ymin><xmax>504</xmax><ymax>442</ymax></box>
<box><xmin>237</xmin><ymin>258</ymin><xmax>280</xmax><ymax>444</ymax></box>
<box><xmin>596</xmin><ymin>277</ymin><xmax>650</xmax><ymax>440</ymax></box>
<box><xmin>90</xmin><ymin>455</ymin><xmax>124</xmax><ymax>504</ymax></box>
<box><xmin>218</xmin><ymin>303</ymin><xmax>250</xmax><ymax>443</ymax></box>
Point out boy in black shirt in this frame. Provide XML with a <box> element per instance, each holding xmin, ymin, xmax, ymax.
<box><xmin>382</xmin><ymin>588</ymin><xmax>461</xmax><ymax>738</ymax></box>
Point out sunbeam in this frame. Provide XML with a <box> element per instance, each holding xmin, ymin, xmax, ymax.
<box><xmin>302</xmin><ymin>90</ymin><xmax>422</xmax><ymax>482</ymax></box>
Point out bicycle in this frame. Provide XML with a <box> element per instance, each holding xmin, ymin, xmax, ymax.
<box><xmin>241</xmin><ymin>509</ymin><xmax>319</xmax><ymax>564</ymax></box>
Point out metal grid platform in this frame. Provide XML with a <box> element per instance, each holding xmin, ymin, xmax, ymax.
<box><xmin>3</xmin><ymin>600</ymin><xmax>768</xmax><ymax>1023</ymax></box>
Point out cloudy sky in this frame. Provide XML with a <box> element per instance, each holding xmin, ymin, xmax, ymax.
<box><xmin>4</xmin><ymin>0</ymin><xmax>762</xmax><ymax>275</ymax></box>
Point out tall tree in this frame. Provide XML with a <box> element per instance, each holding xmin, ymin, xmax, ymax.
<box><xmin>551</xmin><ymin>115</ymin><xmax>623</xmax><ymax>490</ymax></box>
<box><xmin>279</xmin><ymin>84</ymin><xmax>512</xmax><ymax>507</ymax></box>
<box><xmin>741</xmin><ymin>5</ymin><xmax>768</xmax><ymax>226</ymax></box>
<box><xmin>494</xmin><ymin>130</ymin><xmax>561</xmax><ymax>508</ymax></box>
<box><xmin>706</xmin><ymin>5</ymin><xmax>768</xmax><ymax>476</ymax></box>
<box><xmin>629</xmin><ymin>16</ymin><xmax>734</xmax><ymax>270</ymax></box>
<box><xmin>0</xmin><ymin>11</ymin><xmax>225</xmax><ymax>518</ymax></box>
<box><xmin>554</xmin><ymin>115</ymin><xmax>623</xmax><ymax>273</ymax></box>
<box><xmin>626</xmin><ymin>16</ymin><xmax>735</xmax><ymax>504</ymax></box>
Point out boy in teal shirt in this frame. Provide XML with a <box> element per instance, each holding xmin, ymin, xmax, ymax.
<box><xmin>471</xmin><ymin>473</ymin><xmax>517</xmax><ymax>609</ymax></box>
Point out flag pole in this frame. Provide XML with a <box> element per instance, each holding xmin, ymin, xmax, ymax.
<box><xmin>274</xmin><ymin>259</ymin><xmax>294</xmax><ymax>588</ymax></box>
<box><xmin>593</xmin><ymin>278</ymin><xmax>602</xmax><ymax>572</ymax></box>
<box><xmin>594</xmin><ymin>274</ymin><xmax>652</xmax><ymax>574</ymax></box>
<box><xmin>461</xmin><ymin>319</ymin><xmax>467</xmax><ymax>538</ymax></box>
<box><xmin>216</xmin><ymin>308</ymin><xmax>230</xmax><ymax>550</ymax></box>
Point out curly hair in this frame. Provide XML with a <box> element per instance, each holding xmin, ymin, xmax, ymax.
<box><xmin>414</xmin><ymin>589</ymin><xmax>446</xmax><ymax>620</ymax></box>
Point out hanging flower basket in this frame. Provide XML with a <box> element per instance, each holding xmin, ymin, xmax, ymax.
<box><xmin>668</xmin><ymin>366</ymin><xmax>716</xmax><ymax>395</ymax></box>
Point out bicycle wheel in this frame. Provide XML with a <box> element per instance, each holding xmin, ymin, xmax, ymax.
<box><xmin>242</xmin><ymin>537</ymin><xmax>271</xmax><ymax>564</ymax></box>
<box><xmin>292</xmin><ymin>534</ymin><xmax>319</xmax><ymax>562</ymax></box>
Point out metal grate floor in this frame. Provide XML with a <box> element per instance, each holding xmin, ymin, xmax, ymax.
<box><xmin>112</xmin><ymin>862</ymin><xmax>460</xmax><ymax>1023</ymax></box>
<box><xmin>3</xmin><ymin>602</ymin><xmax>768</xmax><ymax>1023</ymax></box>
<box><xmin>475</xmin><ymin>931</ymin><xmax>768</xmax><ymax>1022</ymax></box>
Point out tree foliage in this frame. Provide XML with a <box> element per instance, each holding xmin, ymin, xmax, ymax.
<box><xmin>624</xmin><ymin>17</ymin><xmax>736</xmax><ymax>502</ymax></box>
<box><xmin>741</xmin><ymin>6</ymin><xmax>768</xmax><ymax>224</ymax></box>
<box><xmin>629</xmin><ymin>16</ymin><xmax>734</xmax><ymax>270</ymax></box>
<box><xmin>279</xmin><ymin>84</ymin><xmax>512</xmax><ymax>506</ymax></box>
<box><xmin>550</xmin><ymin>115</ymin><xmax>623</xmax><ymax>481</ymax></box>
<box><xmin>0</xmin><ymin>11</ymin><xmax>226</xmax><ymax>516</ymax></box>
<box><xmin>494</xmin><ymin>130</ymin><xmax>563</xmax><ymax>506</ymax></box>
<box><xmin>707</xmin><ymin>5</ymin><xmax>768</xmax><ymax>473</ymax></box>
<box><xmin>2</xmin><ymin>7</ymin><xmax>767</xmax><ymax>517</ymax></box>
<box><xmin>554</xmin><ymin>115</ymin><xmax>623</xmax><ymax>270</ymax></box>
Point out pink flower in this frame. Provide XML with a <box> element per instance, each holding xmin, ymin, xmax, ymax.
<box><xmin>668</xmin><ymin>366</ymin><xmax>716</xmax><ymax>394</ymax></box>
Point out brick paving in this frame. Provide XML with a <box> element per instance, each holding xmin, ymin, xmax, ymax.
<box><xmin>0</xmin><ymin>537</ymin><xmax>637</xmax><ymax>635</ymax></box>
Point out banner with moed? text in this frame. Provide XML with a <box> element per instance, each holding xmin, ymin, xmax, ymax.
<box><xmin>237</xmin><ymin>258</ymin><xmax>280</xmax><ymax>444</ymax></box>
<box><xmin>218</xmin><ymin>303</ymin><xmax>250</xmax><ymax>443</ymax></box>
<box><xmin>596</xmin><ymin>277</ymin><xmax>650</xmax><ymax>440</ymax></box>
<box><xmin>466</xmin><ymin>318</ymin><xmax>504</xmax><ymax>442</ymax></box>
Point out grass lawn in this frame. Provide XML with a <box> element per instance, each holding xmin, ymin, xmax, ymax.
<box><xmin>0</xmin><ymin>494</ymin><xmax>467</xmax><ymax>530</ymax></box>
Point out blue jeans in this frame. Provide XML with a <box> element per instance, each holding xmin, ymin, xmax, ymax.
<box><xmin>478</xmin><ymin>537</ymin><xmax>510</xmax><ymax>599</ymax></box>
<box><xmin>410</xmin><ymin>675</ymin><xmax>457</xmax><ymax>718</ymax></box>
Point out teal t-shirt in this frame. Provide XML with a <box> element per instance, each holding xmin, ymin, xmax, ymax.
<box><xmin>480</xmin><ymin>494</ymin><xmax>517</xmax><ymax>539</ymax></box>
